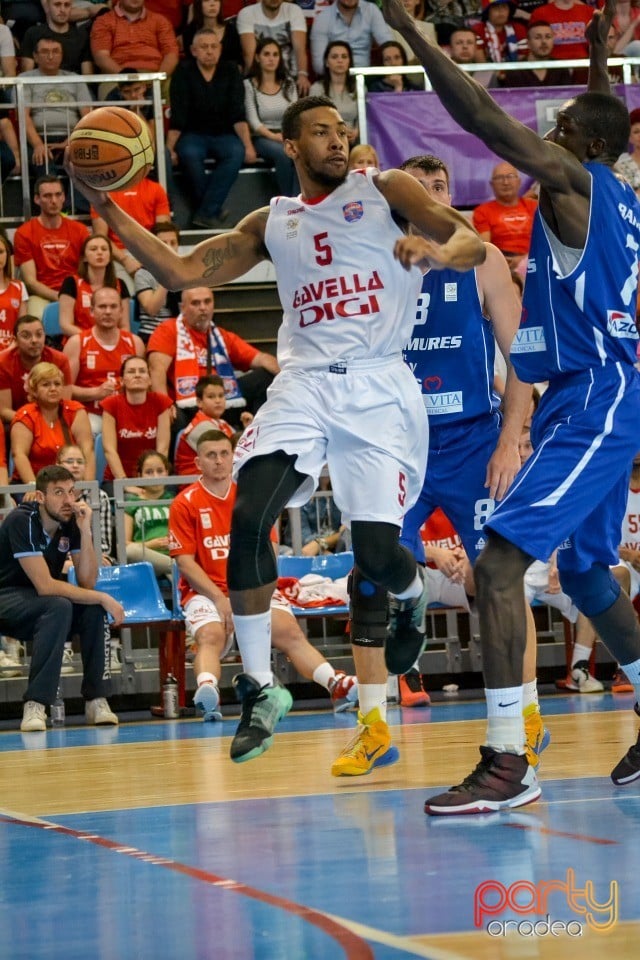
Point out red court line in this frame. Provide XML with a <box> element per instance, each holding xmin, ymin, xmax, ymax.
<box><xmin>504</xmin><ymin>822</ymin><xmax>618</xmax><ymax>845</ymax></box>
<box><xmin>0</xmin><ymin>815</ymin><xmax>374</xmax><ymax>960</ymax></box>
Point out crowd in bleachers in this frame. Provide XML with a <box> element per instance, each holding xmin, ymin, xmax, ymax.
<box><xmin>0</xmin><ymin>0</ymin><xmax>636</xmax><ymax>229</ymax></box>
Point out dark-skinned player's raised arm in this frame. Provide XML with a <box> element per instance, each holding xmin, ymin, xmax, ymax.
<box><xmin>380</xmin><ymin>0</ymin><xmax>618</xmax><ymax>250</ymax></box>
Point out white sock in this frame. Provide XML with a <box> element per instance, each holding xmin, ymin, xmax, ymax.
<box><xmin>571</xmin><ymin>643</ymin><xmax>593</xmax><ymax>668</ymax></box>
<box><xmin>358</xmin><ymin>683</ymin><xmax>387</xmax><ymax>720</ymax></box>
<box><xmin>313</xmin><ymin>662</ymin><xmax>335</xmax><ymax>691</ymax></box>
<box><xmin>392</xmin><ymin>570</ymin><xmax>422</xmax><ymax>602</ymax></box>
<box><xmin>522</xmin><ymin>679</ymin><xmax>538</xmax><ymax>710</ymax></box>
<box><xmin>485</xmin><ymin>686</ymin><xmax>525</xmax><ymax>753</ymax></box>
<box><xmin>233</xmin><ymin>611</ymin><xmax>273</xmax><ymax>687</ymax></box>
<box><xmin>619</xmin><ymin>657</ymin><xmax>640</xmax><ymax>704</ymax></box>
<box><xmin>196</xmin><ymin>672</ymin><xmax>218</xmax><ymax>688</ymax></box>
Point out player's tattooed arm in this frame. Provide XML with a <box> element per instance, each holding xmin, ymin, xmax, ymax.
<box><xmin>181</xmin><ymin>208</ymin><xmax>270</xmax><ymax>287</ymax></box>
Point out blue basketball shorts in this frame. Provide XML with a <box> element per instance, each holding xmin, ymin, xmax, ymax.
<box><xmin>487</xmin><ymin>362</ymin><xmax>640</xmax><ymax>575</ymax></box>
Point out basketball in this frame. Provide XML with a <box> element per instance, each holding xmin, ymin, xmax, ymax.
<box><xmin>69</xmin><ymin>106</ymin><xmax>155</xmax><ymax>192</ymax></box>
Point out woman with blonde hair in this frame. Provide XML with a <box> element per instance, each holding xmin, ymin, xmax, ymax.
<box><xmin>11</xmin><ymin>361</ymin><xmax>94</xmax><ymax>483</ymax></box>
<box><xmin>59</xmin><ymin>234</ymin><xmax>130</xmax><ymax>339</ymax></box>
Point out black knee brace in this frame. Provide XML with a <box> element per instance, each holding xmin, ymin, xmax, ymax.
<box><xmin>227</xmin><ymin>451</ymin><xmax>307</xmax><ymax>592</ymax></box>
<box><xmin>349</xmin><ymin>565</ymin><xmax>388</xmax><ymax>647</ymax></box>
<box><xmin>350</xmin><ymin>520</ymin><xmax>416</xmax><ymax>594</ymax></box>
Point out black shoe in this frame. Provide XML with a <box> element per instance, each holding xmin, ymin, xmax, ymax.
<box><xmin>385</xmin><ymin>567</ymin><xmax>428</xmax><ymax>675</ymax></box>
<box><xmin>229</xmin><ymin>673</ymin><xmax>293</xmax><ymax>764</ymax></box>
<box><xmin>424</xmin><ymin>746</ymin><xmax>541</xmax><ymax>816</ymax></box>
<box><xmin>611</xmin><ymin>703</ymin><xmax>640</xmax><ymax>784</ymax></box>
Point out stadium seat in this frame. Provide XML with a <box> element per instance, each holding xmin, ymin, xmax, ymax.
<box><xmin>68</xmin><ymin>562</ymin><xmax>172</xmax><ymax>623</ymax></box>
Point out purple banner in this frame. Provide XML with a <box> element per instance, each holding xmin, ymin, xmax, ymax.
<box><xmin>366</xmin><ymin>85</ymin><xmax>640</xmax><ymax>207</ymax></box>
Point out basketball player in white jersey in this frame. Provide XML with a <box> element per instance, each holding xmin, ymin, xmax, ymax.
<box><xmin>65</xmin><ymin>96</ymin><xmax>485</xmax><ymax>764</ymax></box>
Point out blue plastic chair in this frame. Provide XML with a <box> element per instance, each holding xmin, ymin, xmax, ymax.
<box><xmin>94</xmin><ymin>432</ymin><xmax>107</xmax><ymax>483</ymax></box>
<box><xmin>68</xmin><ymin>562</ymin><xmax>172</xmax><ymax>623</ymax></box>
<box><xmin>42</xmin><ymin>301</ymin><xmax>62</xmax><ymax>338</ymax></box>
<box><xmin>277</xmin><ymin>551</ymin><xmax>352</xmax><ymax>617</ymax></box>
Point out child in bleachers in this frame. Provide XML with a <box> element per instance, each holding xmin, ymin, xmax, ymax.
<box><xmin>347</xmin><ymin>144</ymin><xmax>380</xmax><ymax>171</ymax></box>
<box><xmin>174</xmin><ymin>374</ymin><xmax>235</xmax><ymax>476</ymax></box>
<box><xmin>124</xmin><ymin>450</ymin><xmax>174</xmax><ymax>583</ymax></box>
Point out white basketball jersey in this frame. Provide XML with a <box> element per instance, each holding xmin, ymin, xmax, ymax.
<box><xmin>264</xmin><ymin>168</ymin><xmax>422</xmax><ymax>370</ymax></box>
<box><xmin>620</xmin><ymin>487</ymin><xmax>640</xmax><ymax>550</ymax></box>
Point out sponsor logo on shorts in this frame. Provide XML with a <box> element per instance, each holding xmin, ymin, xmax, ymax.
<box><xmin>342</xmin><ymin>200</ymin><xmax>364</xmax><ymax>222</ymax></box>
<box><xmin>607</xmin><ymin>310</ymin><xmax>639</xmax><ymax>340</ymax></box>
<box><xmin>511</xmin><ymin>326</ymin><xmax>546</xmax><ymax>353</ymax></box>
<box><xmin>422</xmin><ymin>391</ymin><xmax>463</xmax><ymax>415</ymax></box>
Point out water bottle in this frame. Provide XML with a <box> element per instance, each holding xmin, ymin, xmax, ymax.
<box><xmin>51</xmin><ymin>686</ymin><xmax>65</xmax><ymax>727</ymax></box>
<box><xmin>162</xmin><ymin>673</ymin><xmax>179</xmax><ymax>719</ymax></box>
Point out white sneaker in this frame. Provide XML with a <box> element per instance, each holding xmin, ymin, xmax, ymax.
<box><xmin>85</xmin><ymin>698</ymin><xmax>119</xmax><ymax>725</ymax></box>
<box><xmin>569</xmin><ymin>661</ymin><xmax>605</xmax><ymax>693</ymax></box>
<box><xmin>193</xmin><ymin>681</ymin><xmax>222</xmax><ymax>721</ymax></box>
<box><xmin>0</xmin><ymin>649</ymin><xmax>22</xmax><ymax>678</ymax></box>
<box><xmin>60</xmin><ymin>647</ymin><xmax>75</xmax><ymax>675</ymax></box>
<box><xmin>21</xmin><ymin>700</ymin><xmax>46</xmax><ymax>732</ymax></box>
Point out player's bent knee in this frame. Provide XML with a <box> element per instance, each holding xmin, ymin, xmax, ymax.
<box><xmin>349</xmin><ymin>567</ymin><xmax>387</xmax><ymax>647</ymax></box>
<box><xmin>474</xmin><ymin>535</ymin><xmax>531</xmax><ymax>595</ymax></box>
<box><xmin>560</xmin><ymin>565</ymin><xmax>621</xmax><ymax>618</ymax></box>
<box><xmin>194</xmin><ymin>623</ymin><xmax>226</xmax><ymax>654</ymax></box>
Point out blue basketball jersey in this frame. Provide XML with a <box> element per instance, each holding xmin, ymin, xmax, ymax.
<box><xmin>512</xmin><ymin>163</ymin><xmax>640</xmax><ymax>382</ymax></box>
<box><xmin>403</xmin><ymin>267</ymin><xmax>500</xmax><ymax>425</ymax></box>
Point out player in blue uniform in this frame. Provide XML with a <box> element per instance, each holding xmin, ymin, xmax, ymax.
<box><xmin>335</xmin><ymin>155</ymin><xmax>535</xmax><ymax>777</ymax></box>
<box><xmin>383</xmin><ymin>0</ymin><xmax>640</xmax><ymax>813</ymax></box>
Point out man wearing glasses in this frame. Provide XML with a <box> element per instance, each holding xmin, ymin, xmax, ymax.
<box><xmin>472</xmin><ymin>161</ymin><xmax>538</xmax><ymax>272</ymax></box>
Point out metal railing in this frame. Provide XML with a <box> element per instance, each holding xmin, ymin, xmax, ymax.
<box><xmin>352</xmin><ymin>57</ymin><xmax>640</xmax><ymax>143</ymax></box>
<box><xmin>0</xmin><ymin>71</ymin><xmax>167</xmax><ymax>221</ymax></box>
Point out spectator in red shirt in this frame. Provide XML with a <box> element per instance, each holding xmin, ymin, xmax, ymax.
<box><xmin>100</xmin><ymin>354</ymin><xmax>173</xmax><ymax>483</ymax></box>
<box><xmin>147</xmin><ymin>286</ymin><xmax>279</xmax><ymax>432</ymax></box>
<box><xmin>472</xmin><ymin>161</ymin><xmax>537</xmax><ymax>272</ymax></box>
<box><xmin>174</xmin><ymin>374</ymin><xmax>235</xmax><ymax>476</ymax></box>
<box><xmin>90</xmin><ymin>0</ymin><xmax>180</xmax><ymax>76</ymax></box>
<box><xmin>0</xmin><ymin>232</ymin><xmax>28</xmax><ymax>352</ymax></box>
<box><xmin>11</xmin><ymin>360</ymin><xmax>94</xmax><ymax>483</ymax></box>
<box><xmin>59</xmin><ymin>234</ymin><xmax>130</xmax><ymax>339</ymax></box>
<box><xmin>63</xmin><ymin>286</ymin><xmax>145</xmax><ymax>434</ymax></box>
<box><xmin>90</xmin><ymin>175</ymin><xmax>172</xmax><ymax>284</ymax></box>
<box><xmin>529</xmin><ymin>0</ymin><xmax>593</xmax><ymax>62</ymax></box>
<box><xmin>13</xmin><ymin>175</ymin><xmax>89</xmax><ymax>318</ymax></box>
<box><xmin>0</xmin><ymin>315</ymin><xmax>72</xmax><ymax>425</ymax></box>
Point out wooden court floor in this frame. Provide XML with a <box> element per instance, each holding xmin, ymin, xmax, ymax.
<box><xmin>1</xmin><ymin>691</ymin><xmax>639</xmax><ymax>960</ymax></box>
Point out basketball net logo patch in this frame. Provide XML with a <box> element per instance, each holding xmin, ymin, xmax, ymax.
<box><xmin>342</xmin><ymin>201</ymin><xmax>364</xmax><ymax>222</ymax></box>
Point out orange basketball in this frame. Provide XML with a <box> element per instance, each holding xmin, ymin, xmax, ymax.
<box><xmin>69</xmin><ymin>106</ymin><xmax>155</xmax><ymax>192</ymax></box>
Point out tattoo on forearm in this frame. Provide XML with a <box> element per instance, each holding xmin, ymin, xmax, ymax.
<box><xmin>201</xmin><ymin>239</ymin><xmax>237</xmax><ymax>279</ymax></box>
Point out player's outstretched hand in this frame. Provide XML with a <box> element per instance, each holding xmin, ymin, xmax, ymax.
<box><xmin>63</xmin><ymin>146</ymin><xmax>109</xmax><ymax>210</ymax></box>
<box><xmin>381</xmin><ymin>0</ymin><xmax>413</xmax><ymax>32</ymax></box>
<box><xmin>585</xmin><ymin>0</ymin><xmax>616</xmax><ymax>46</ymax></box>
